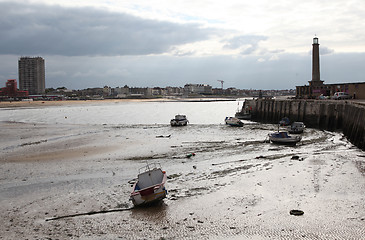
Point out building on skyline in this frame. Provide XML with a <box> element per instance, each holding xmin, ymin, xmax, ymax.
<box><xmin>184</xmin><ymin>84</ymin><xmax>213</xmax><ymax>95</ymax></box>
<box><xmin>296</xmin><ymin>37</ymin><xmax>365</xmax><ymax>99</ymax></box>
<box><xmin>18</xmin><ymin>56</ymin><xmax>45</xmax><ymax>95</ymax></box>
<box><xmin>296</xmin><ymin>37</ymin><xmax>325</xmax><ymax>98</ymax></box>
<box><xmin>309</xmin><ymin>36</ymin><xmax>324</xmax><ymax>88</ymax></box>
<box><xmin>0</xmin><ymin>79</ymin><xmax>28</xmax><ymax>98</ymax></box>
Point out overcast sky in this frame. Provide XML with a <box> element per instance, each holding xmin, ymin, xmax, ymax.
<box><xmin>0</xmin><ymin>0</ymin><xmax>364</xmax><ymax>90</ymax></box>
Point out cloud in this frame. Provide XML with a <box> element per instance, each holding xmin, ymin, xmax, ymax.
<box><xmin>307</xmin><ymin>46</ymin><xmax>335</xmax><ymax>56</ymax></box>
<box><xmin>320</xmin><ymin>46</ymin><xmax>335</xmax><ymax>55</ymax></box>
<box><xmin>170</xmin><ymin>47</ymin><xmax>196</xmax><ymax>57</ymax></box>
<box><xmin>222</xmin><ymin>35</ymin><xmax>268</xmax><ymax>55</ymax></box>
<box><xmin>1</xmin><ymin>1</ymin><xmax>364</xmax><ymax>91</ymax></box>
<box><xmin>0</xmin><ymin>1</ymin><xmax>217</xmax><ymax>56</ymax></box>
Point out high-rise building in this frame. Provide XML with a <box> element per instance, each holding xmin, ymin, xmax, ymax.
<box><xmin>18</xmin><ymin>57</ymin><xmax>45</xmax><ymax>95</ymax></box>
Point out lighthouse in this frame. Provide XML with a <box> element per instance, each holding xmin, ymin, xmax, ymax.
<box><xmin>296</xmin><ymin>37</ymin><xmax>364</xmax><ymax>99</ymax></box>
<box><xmin>309</xmin><ymin>37</ymin><xmax>324</xmax><ymax>87</ymax></box>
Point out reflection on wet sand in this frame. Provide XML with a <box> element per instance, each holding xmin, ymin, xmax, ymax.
<box><xmin>131</xmin><ymin>201</ymin><xmax>168</xmax><ymax>221</ymax></box>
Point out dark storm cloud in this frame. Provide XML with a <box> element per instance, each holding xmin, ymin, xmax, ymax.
<box><xmin>223</xmin><ymin>35</ymin><xmax>268</xmax><ymax>55</ymax></box>
<box><xmin>0</xmin><ymin>1</ymin><xmax>216</xmax><ymax>56</ymax></box>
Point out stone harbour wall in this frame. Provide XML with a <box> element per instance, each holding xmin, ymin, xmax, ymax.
<box><xmin>246</xmin><ymin>99</ymin><xmax>365</xmax><ymax>150</ymax></box>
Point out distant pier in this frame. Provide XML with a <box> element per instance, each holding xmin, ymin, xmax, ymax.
<box><xmin>246</xmin><ymin>99</ymin><xmax>365</xmax><ymax>150</ymax></box>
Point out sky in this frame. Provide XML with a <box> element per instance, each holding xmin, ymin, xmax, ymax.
<box><xmin>0</xmin><ymin>0</ymin><xmax>365</xmax><ymax>90</ymax></box>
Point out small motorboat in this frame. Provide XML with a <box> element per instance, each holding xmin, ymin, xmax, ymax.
<box><xmin>225</xmin><ymin>117</ymin><xmax>243</xmax><ymax>127</ymax></box>
<box><xmin>235</xmin><ymin>112</ymin><xmax>251</xmax><ymax>120</ymax></box>
<box><xmin>279</xmin><ymin>117</ymin><xmax>290</xmax><ymax>126</ymax></box>
<box><xmin>130</xmin><ymin>163</ymin><xmax>167</xmax><ymax>206</ymax></box>
<box><xmin>170</xmin><ymin>114</ymin><xmax>188</xmax><ymax>126</ymax></box>
<box><xmin>235</xmin><ymin>100</ymin><xmax>252</xmax><ymax>120</ymax></box>
<box><xmin>268</xmin><ymin>131</ymin><xmax>301</xmax><ymax>146</ymax></box>
<box><xmin>288</xmin><ymin>122</ymin><xmax>305</xmax><ymax>134</ymax></box>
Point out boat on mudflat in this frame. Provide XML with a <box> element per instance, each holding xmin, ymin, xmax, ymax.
<box><xmin>130</xmin><ymin>163</ymin><xmax>167</xmax><ymax>206</ymax></box>
<box><xmin>288</xmin><ymin>122</ymin><xmax>305</xmax><ymax>134</ymax></box>
<box><xmin>235</xmin><ymin>112</ymin><xmax>251</xmax><ymax>120</ymax></box>
<box><xmin>235</xmin><ymin>100</ymin><xmax>252</xmax><ymax>120</ymax></box>
<box><xmin>279</xmin><ymin>117</ymin><xmax>290</xmax><ymax>126</ymax></box>
<box><xmin>268</xmin><ymin>131</ymin><xmax>301</xmax><ymax>146</ymax></box>
<box><xmin>225</xmin><ymin>117</ymin><xmax>243</xmax><ymax>127</ymax></box>
<box><xmin>170</xmin><ymin>114</ymin><xmax>188</xmax><ymax>126</ymax></box>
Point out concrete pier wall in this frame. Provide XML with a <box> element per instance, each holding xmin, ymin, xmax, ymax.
<box><xmin>246</xmin><ymin>99</ymin><xmax>365</xmax><ymax>150</ymax></box>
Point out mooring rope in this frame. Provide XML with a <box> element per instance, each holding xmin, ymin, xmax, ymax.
<box><xmin>45</xmin><ymin>207</ymin><xmax>134</xmax><ymax>221</ymax></box>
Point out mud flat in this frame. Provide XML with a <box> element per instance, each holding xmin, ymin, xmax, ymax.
<box><xmin>1</xmin><ymin>119</ymin><xmax>365</xmax><ymax>239</ymax></box>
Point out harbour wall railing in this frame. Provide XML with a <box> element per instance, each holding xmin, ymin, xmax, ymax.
<box><xmin>245</xmin><ymin>99</ymin><xmax>365</xmax><ymax>151</ymax></box>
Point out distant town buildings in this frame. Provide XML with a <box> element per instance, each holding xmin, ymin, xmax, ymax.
<box><xmin>18</xmin><ymin>56</ymin><xmax>45</xmax><ymax>95</ymax></box>
<box><xmin>49</xmin><ymin>85</ymin><xmax>295</xmax><ymax>100</ymax></box>
<box><xmin>184</xmin><ymin>84</ymin><xmax>213</xmax><ymax>95</ymax></box>
<box><xmin>1</xmin><ymin>55</ymin><xmax>298</xmax><ymax>101</ymax></box>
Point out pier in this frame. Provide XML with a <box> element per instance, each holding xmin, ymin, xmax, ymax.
<box><xmin>246</xmin><ymin>99</ymin><xmax>365</xmax><ymax>150</ymax></box>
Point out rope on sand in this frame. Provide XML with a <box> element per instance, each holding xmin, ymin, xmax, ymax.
<box><xmin>45</xmin><ymin>207</ymin><xmax>134</xmax><ymax>221</ymax></box>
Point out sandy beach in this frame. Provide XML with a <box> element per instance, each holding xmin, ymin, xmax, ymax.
<box><xmin>0</xmin><ymin>99</ymin><xmax>164</xmax><ymax>108</ymax></box>
<box><xmin>1</xmin><ymin>101</ymin><xmax>365</xmax><ymax>239</ymax></box>
<box><xmin>0</xmin><ymin>97</ymin><xmax>239</xmax><ymax>109</ymax></box>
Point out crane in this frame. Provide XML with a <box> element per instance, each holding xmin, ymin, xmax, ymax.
<box><xmin>217</xmin><ymin>80</ymin><xmax>224</xmax><ymax>89</ymax></box>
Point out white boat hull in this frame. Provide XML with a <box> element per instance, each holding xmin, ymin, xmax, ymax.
<box><xmin>130</xmin><ymin>184</ymin><xmax>167</xmax><ymax>206</ymax></box>
<box><xmin>225</xmin><ymin>117</ymin><xmax>243</xmax><ymax>127</ymax></box>
<box><xmin>130</xmin><ymin>165</ymin><xmax>167</xmax><ymax>206</ymax></box>
<box><xmin>269</xmin><ymin>132</ymin><xmax>301</xmax><ymax>146</ymax></box>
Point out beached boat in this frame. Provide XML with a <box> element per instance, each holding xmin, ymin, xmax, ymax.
<box><xmin>225</xmin><ymin>117</ymin><xmax>243</xmax><ymax>127</ymax></box>
<box><xmin>268</xmin><ymin>131</ymin><xmax>301</xmax><ymax>146</ymax></box>
<box><xmin>288</xmin><ymin>122</ymin><xmax>305</xmax><ymax>134</ymax></box>
<box><xmin>130</xmin><ymin>163</ymin><xmax>167</xmax><ymax>206</ymax></box>
<box><xmin>235</xmin><ymin>111</ymin><xmax>251</xmax><ymax>120</ymax></box>
<box><xmin>279</xmin><ymin>117</ymin><xmax>290</xmax><ymax>126</ymax></box>
<box><xmin>170</xmin><ymin>114</ymin><xmax>188</xmax><ymax>126</ymax></box>
<box><xmin>235</xmin><ymin>100</ymin><xmax>252</xmax><ymax>120</ymax></box>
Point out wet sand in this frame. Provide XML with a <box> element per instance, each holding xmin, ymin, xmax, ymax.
<box><xmin>0</xmin><ymin>99</ymin><xmax>163</xmax><ymax>109</ymax></box>
<box><xmin>0</xmin><ymin>97</ymin><xmax>237</xmax><ymax>109</ymax></box>
<box><xmin>1</xmin><ymin>120</ymin><xmax>365</xmax><ymax>239</ymax></box>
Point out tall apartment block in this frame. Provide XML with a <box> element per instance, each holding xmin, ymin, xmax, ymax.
<box><xmin>18</xmin><ymin>57</ymin><xmax>45</xmax><ymax>95</ymax></box>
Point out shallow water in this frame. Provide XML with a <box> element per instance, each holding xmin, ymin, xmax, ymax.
<box><xmin>0</xmin><ymin>101</ymin><xmax>365</xmax><ymax>239</ymax></box>
<box><xmin>0</xmin><ymin>100</ymin><xmax>242</xmax><ymax>125</ymax></box>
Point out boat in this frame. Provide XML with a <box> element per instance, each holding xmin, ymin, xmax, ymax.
<box><xmin>235</xmin><ymin>111</ymin><xmax>251</xmax><ymax>120</ymax></box>
<box><xmin>279</xmin><ymin>117</ymin><xmax>290</xmax><ymax>126</ymax></box>
<box><xmin>268</xmin><ymin>131</ymin><xmax>301</xmax><ymax>146</ymax></box>
<box><xmin>170</xmin><ymin>114</ymin><xmax>188</xmax><ymax>126</ymax></box>
<box><xmin>235</xmin><ymin>100</ymin><xmax>252</xmax><ymax>120</ymax></box>
<box><xmin>225</xmin><ymin>117</ymin><xmax>243</xmax><ymax>127</ymax></box>
<box><xmin>130</xmin><ymin>162</ymin><xmax>167</xmax><ymax>206</ymax></box>
<box><xmin>288</xmin><ymin>122</ymin><xmax>305</xmax><ymax>134</ymax></box>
